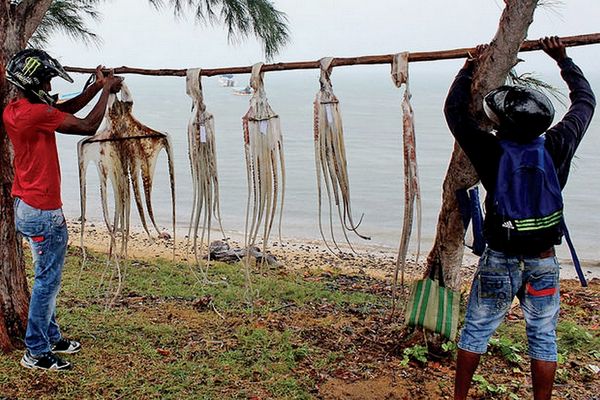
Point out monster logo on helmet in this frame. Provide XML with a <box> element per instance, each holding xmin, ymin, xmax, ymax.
<box><xmin>22</xmin><ymin>57</ymin><xmax>43</xmax><ymax>77</ymax></box>
<box><xmin>483</xmin><ymin>85</ymin><xmax>555</xmax><ymax>143</ymax></box>
<box><xmin>5</xmin><ymin>48</ymin><xmax>74</xmax><ymax>105</ymax></box>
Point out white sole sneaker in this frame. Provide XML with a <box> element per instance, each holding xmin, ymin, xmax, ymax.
<box><xmin>20</xmin><ymin>351</ymin><xmax>72</xmax><ymax>370</ymax></box>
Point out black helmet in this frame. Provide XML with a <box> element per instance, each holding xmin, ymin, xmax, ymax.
<box><xmin>483</xmin><ymin>85</ymin><xmax>555</xmax><ymax>143</ymax></box>
<box><xmin>5</xmin><ymin>49</ymin><xmax>73</xmax><ymax>105</ymax></box>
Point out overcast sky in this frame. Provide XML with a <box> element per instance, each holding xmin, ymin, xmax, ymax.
<box><xmin>47</xmin><ymin>0</ymin><xmax>600</xmax><ymax>74</ymax></box>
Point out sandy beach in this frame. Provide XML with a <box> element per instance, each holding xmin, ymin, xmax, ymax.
<box><xmin>67</xmin><ymin>219</ymin><xmax>447</xmax><ymax>281</ymax></box>
<box><xmin>67</xmin><ymin>218</ymin><xmax>597</xmax><ymax>284</ymax></box>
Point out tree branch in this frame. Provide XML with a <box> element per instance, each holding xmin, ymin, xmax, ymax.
<box><xmin>16</xmin><ymin>0</ymin><xmax>54</xmax><ymax>44</ymax></box>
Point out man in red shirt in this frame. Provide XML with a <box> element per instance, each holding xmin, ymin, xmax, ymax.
<box><xmin>3</xmin><ymin>49</ymin><xmax>122</xmax><ymax>370</ymax></box>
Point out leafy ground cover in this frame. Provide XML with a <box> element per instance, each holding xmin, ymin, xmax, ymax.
<box><xmin>1</xmin><ymin>246</ymin><xmax>598</xmax><ymax>399</ymax></box>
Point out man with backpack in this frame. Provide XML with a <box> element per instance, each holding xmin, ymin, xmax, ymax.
<box><xmin>3</xmin><ymin>49</ymin><xmax>122</xmax><ymax>370</ymax></box>
<box><xmin>447</xmin><ymin>37</ymin><xmax>596</xmax><ymax>400</ymax></box>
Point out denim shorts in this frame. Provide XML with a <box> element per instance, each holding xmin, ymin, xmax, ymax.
<box><xmin>457</xmin><ymin>248</ymin><xmax>560</xmax><ymax>362</ymax></box>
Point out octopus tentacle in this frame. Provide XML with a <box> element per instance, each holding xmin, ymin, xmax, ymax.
<box><xmin>243</xmin><ymin>62</ymin><xmax>286</xmax><ymax>272</ymax></box>
<box><xmin>164</xmin><ymin>136</ymin><xmax>177</xmax><ymax>259</ymax></box>
<box><xmin>391</xmin><ymin>52</ymin><xmax>423</xmax><ymax>313</ymax></box>
<box><xmin>277</xmin><ymin>140</ymin><xmax>286</xmax><ymax>245</ymax></box>
<box><xmin>211</xmin><ymin>148</ymin><xmax>226</xmax><ymax>237</ymax></box>
<box><xmin>314</xmin><ymin>107</ymin><xmax>342</xmax><ymax>254</ymax></box>
<box><xmin>129</xmin><ymin>157</ymin><xmax>152</xmax><ymax>237</ymax></box>
<box><xmin>184</xmin><ymin>68</ymin><xmax>224</xmax><ymax>281</ymax></box>
<box><xmin>321</xmin><ymin>129</ymin><xmax>353</xmax><ymax>252</ymax></box>
<box><xmin>76</xmin><ymin>139</ymin><xmax>95</xmax><ymax>285</ymax></box>
<box><xmin>242</xmin><ymin>117</ymin><xmax>253</xmax><ymax>248</ymax></box>
<box><xmin>242</xmin><ymin>119</ymin><xmax>257</xmax><ymax>303</ymax></box>
<box><xmin>314</xmin><ymin>124</ymin><xmax>338</xmax><ymax>254</ymax></box>
<box><xmin>314</xmin><ymin>58</ymin><xmax>370</xmax><ymax>254</ymax></box>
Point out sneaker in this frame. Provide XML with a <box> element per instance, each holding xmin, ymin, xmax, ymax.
<box><xmin>51</xmin><ymin>338</ymin><xmax>82</xmax><ymax>354</ymax></box>
<box><xmin>20</xmin><ymin>350</ymin><xmax>72</xmax><ymax>370</ymax></box>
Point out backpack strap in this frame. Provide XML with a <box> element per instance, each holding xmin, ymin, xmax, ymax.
<box><xmin>456</xmin><ymin>188</ymin><xmax>472</xmax><ymax>230</ymax></box>
<box><xmin>456</xmin><ymin>186</ymin><xmax>486</xmax><ymax>257</ymax></box>
<box><xmin>561</xmin><ymin>219</ymin><xmax>588</xmax><ymax>287</ymax></box>
<box><xmin>468</xmin><ymin>187</ymin><xmax>486</xmax><ymax>256</ymax></box>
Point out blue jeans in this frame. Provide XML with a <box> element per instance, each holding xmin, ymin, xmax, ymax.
<box><xmin>14</xmin><ymin>198</ymin><xmax>68</xmax><ymax>356</ymax></box>
<box><xmin>458</xmin><ymin>248</ymin><xmax>560</xmax><ymax>362</ymax></box>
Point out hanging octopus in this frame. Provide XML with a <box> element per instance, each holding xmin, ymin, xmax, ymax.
<box><xmin>391</xmin><ymin>52</ymin><xmax>422</xmax><ymax>307</ymax></box>
<box><xmin>78</xmin><ymin>83</ymin><xmax>176</xmax><ymax>262</ymax></box>
<box><xmin>313</xmin><ymin>57</ymin><xmax>370</xmax><ymax>254</ymax></box>
<box><xmin>185</xmin><ymin>68</ymin><xmax>225</xmax><ymax>272</ymax></box>
<box><xmin>242</xmin><ymin>62</ymin><xmax>286</xmax><ymax>262</ymax></box>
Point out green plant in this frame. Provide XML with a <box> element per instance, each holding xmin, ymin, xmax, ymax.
<box><xmin>489</xmin><ymin>337</ymin><xmax>524</xmax><ymax>364</ymax></box>
<box><xmin>442</xmin><ymin>341</ymin><xmax>457</xmax><ymax>353</ymax></box>
<box><xmin>557</xmin><ymin>322</ymin><xmax>597</xmax><ymax>354</ymax></box>
<box><xmin>472</xmin><ymin>374</ymin><xmax>508</xmax><ymax>395</ymax></box>
<box><xmin>557</xmin><ymin>352</ymin><xmax>568</xmax><ymax>364</ymax></box>
<box><xmin>400</xmin><ymin>344</ymin><xmax>428</xmax><ymax>366</ymax></box>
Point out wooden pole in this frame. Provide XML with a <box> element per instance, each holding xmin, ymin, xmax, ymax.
<box><xmin>64</xmin><ymin>33</ymin><xmax>600</xmax><ymax>77</ymax></box>
<box><xmin>84</xmin><ymin>134</ymin><xmax>166</xmax><ymax>144</ymax></box>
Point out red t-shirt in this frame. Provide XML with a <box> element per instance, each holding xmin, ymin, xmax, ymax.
<box><xmin>3</xmin><ymin>98</ymin><xmax>67</xmax><ymax>210</ymax></box>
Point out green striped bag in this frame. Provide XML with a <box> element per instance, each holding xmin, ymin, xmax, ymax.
<box><xmin>405</xmin><ymin>266</ymin><xmax>460</xmax><ymax>340</ymax></box>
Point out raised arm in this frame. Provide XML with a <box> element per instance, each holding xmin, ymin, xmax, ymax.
<box><xmin>56</xmin><ymin>70</ymin><xmax>123</xmax><ymax>136</ymax></box>
<box><xmin>444</xmin><ymin>45</ymin><xmax>500</xmax><ymax>188</ymax></box>
<box><xmin>542</xmin><ymin>36</ymin><xmax>597</xmax><ymax>186</ymax></box>
<box><xmin>55</xmin><ymin>66</ymin><xmax>106</xmax><ymax>115</ymax></box>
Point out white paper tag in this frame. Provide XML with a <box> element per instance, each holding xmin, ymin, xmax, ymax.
<box><xmin>200</xmin><ymin>125</ymin><xmax>207</xmax><ymax>143</ymax></box>
<box><xmin>325</xmin><ymin>104</ymin><xmax>334</xmax><ymax>125</ymax></box>
<box><xmin>259</xmin><ymin>120</ymin><xmax>269</xmax><ymax>135</ymax></box>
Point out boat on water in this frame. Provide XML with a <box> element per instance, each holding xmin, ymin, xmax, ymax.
<box><xmin>218</xmin><ymin>74</ymin><xmax>235</xmax><ymax>87</ymax></box>
<box><xmin>232</xmin><ymin>85</ymin><xmax>253</xmax><ymax>96</ymax></box>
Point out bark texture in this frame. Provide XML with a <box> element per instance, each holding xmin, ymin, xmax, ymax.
<box><xmin>426</xmin><ymin>0</ymin><xmax>540</xmax><ymax>291</ymax></box>
<box><xmin>0</xmin><ymin>0</ymin><xmax>54</xmax><ymax>352</ymax></box>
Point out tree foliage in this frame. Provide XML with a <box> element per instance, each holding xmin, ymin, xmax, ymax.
<box><xmin>30</xmin><ymin>0</ymin><xmax>103</xmax><ymax>48</ymax></box>
<box><xmin>32</xmin><ymin>0</ymin><xmax>290</xmax><ymax>60</ymax></box>
<box><xmin>149</xmin><ymin>0</ymin><xmax>290</xmax><ymax>60</ymax></box>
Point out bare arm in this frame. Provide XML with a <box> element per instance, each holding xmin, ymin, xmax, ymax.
<box><xmin>55</xmin><ymin>68</ymin><xmax>103</xmax><ymax>115</ymax></box>
<box><xmin>56</xmin><ymin>71</ymin><xmax>123</xmax><ymax>136</ymax></box>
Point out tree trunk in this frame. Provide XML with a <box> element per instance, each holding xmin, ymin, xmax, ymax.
<box><xmin>0</xmin><ymin>47</ymin><xmax>30</xmax><ymax>354</ymax></box>
<box><xmin>0</xmin><ymin>0</ymin><xmax>54</xmax><ymax>353</ymax></box>
<box><xmin>426</xmin><ymin>0</ymin><xmax>540</xmax><ymax>291</ymax></box>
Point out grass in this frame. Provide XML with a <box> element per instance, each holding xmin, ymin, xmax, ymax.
<box><xmin>0</xmin><ymin>247</ymin><xmax>387</xmax><ymax>399</ymax></box>
<box><xmin>1</xmin><ymin>247</ymin><xmax>598</xmax><ymax>399</ymax></box>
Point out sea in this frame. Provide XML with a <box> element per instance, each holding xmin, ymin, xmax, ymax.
<box><xmin>53</xmin><ymin>65</ymin><xmax>600</xmax><ymax>267</ymax></box>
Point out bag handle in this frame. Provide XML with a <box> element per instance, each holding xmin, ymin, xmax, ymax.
<box><xmin>428</xmin><ymin>262</ymin><xmax>446</xmax><ymax>287</ymax></box>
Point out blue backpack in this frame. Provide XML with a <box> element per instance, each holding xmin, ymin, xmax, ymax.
<box><xmin>494</xmin><ymin>136</ymin><xmax>587</xmax><ymax>286</ymax></box>
<box><xmin>459</xmin><ymin>136</ymin><xmax>587</xmax><ymax>286</ymax></box>
<box><xmin>495</xmin><ymin>137</ymin><xmax>563</xmax><ymax>234</ymax></box>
